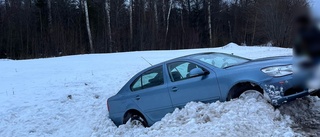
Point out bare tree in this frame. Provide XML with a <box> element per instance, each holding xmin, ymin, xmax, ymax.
<box><xmin>257</xmin><ymin>0</ymin><xmax>308</xmax><ymax>47</ymax></box>
<box><xmin>105</xmin><ymin>0</ymin><xmax>112</xmax><ymax>52</ymax></box>
<box><xmin>162</xmin><ymin>0</ymin><xmax>166</xmax><ymax>25</ymax></box>
<box><xmin>187</xmin><ymin>0</ymin><xmax>191</xmax><ymax>14</ymax></box>
<box><xmin>130</xmin><ymin>0</ymin><xmax>133</xmax><ymax>48</ymax></box>
<box><xmin>154</xmin><ymin>0</ymin><xmax>158</xmax><ymax>29</ymax></box>
<box><xmin>83</xmin><ymin>0</ymin><xmax>94</xmax><ymax>53</ymax></box>
<box><xmin>0</xmin><ymin>0</ymin><xmax>310</xmax><ymax>59</ymax></box>
<box><xmin>46</xmin><ymin>0</ymin><xmax>53</xmax><ymax>55</ymax></box>
<box><xmin>208</xmin><ymin>0</ymin><xmax>213</xmax><ymax>47</ymax></box>
<box><xmin>165</xmin><ymin>0</ymin><xmax>173</xmax><ymax>47</ymax></box>
<box><xmin>47</xmin><ymin>0</ymin><xmax>52</xmax><ymax>33</ymax></box>
<box><xmin>251</xmin><ymin>12</ymin><xmax>257</xmax><ymax>45</ymax></box>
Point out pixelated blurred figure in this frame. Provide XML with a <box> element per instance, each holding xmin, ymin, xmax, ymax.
<box><xmin>294</xmin><ymin>15</ymin><xmax>320</xmax><ymax>97</ymax></box>
<box><xmin>294</xmin><ymin>15</ymin><xmax>320</xmax><ymax>60</ymax></box>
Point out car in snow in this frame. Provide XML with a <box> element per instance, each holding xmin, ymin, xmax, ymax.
<box><xmin>107</xmin><ymin>52</ymin><xmax>315</xmax><ymax>127</ymax></box>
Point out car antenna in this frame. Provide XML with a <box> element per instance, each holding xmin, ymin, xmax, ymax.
<box><xmin>141</xmin><ymin>57</ymin><xmax>153</xmax><ymax>66</ymax></box>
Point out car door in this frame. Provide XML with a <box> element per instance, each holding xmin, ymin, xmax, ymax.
<box><xmin>129</xmin><ymin>65</ymin><xmax>173</xmax><ymax>122</ymax></box>
<box><xmin>166</xmin><ymin>61</ymin><xmax>221</xmax><ymax>108</ymax></box>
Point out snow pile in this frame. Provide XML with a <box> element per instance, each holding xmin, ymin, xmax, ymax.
<box><xmin>0</xmin><ymin>59</ymin><xmax>10</xmax><ymax>61</ymax></box>
<box><xmin>0</xmin><ymin>43</ymin><xmax>318</xmax><ymax>137</ymax></box>
<box><xmin>107</xmin><ymin>98</ymin><xmax>296</xmax><ymax>137</ymax></box>
<box><xmin>222</xmin><ymin>42</ymin><xmax>240</xmax><ymax>49</ymax></box>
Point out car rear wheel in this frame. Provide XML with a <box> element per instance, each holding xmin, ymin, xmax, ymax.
<box><xmin>123</xmin><ymin>113</ymin><xmax>148</xmax><ymax>127</ymax></box>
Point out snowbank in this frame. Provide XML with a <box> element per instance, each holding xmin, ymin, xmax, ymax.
<box><xmin>0</xmin><ymin>59</ymin><xmax>11</xmax><ymax>61</ymax></box>
<box><xmin>221</xmin><ymin>42</ymin><xmax>240</xmax><ymax>49</ymax></box>
<box><xmin>108</xmin><ymin>98</ymin><xmax>296</xmax><ymax>137</ymax></box>
<box><xmin>0</xmin><ymin>43</ymin><xmax>318</xmax><ymax>137</ymax></box>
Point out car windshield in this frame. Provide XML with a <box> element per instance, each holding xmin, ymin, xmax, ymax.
<box><xmin>191</xmin><ymin>53</ymin><xmax>250</xmax><ymax>69</ymax></box>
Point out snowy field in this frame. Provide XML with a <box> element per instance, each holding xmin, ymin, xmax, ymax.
<box><xmin>0</xmin><ymin>43</ymin><xmax>319</xmax><ymax>137</ymax></box>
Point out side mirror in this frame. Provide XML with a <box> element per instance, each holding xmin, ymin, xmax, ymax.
<box><xmin>189</xmin><ymin>68</ymin><xmax>208</xmax><ymax>77</ymax></box>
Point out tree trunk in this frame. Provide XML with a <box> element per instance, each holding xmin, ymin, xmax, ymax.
<box><xmin>228</xmin><ymin>21</ymin><xmax>232</xmax><ymax>41</ymax></box>
<box><xmin>152</xmin><ymin>0</ymin><xmax>158</xmax><ymax>49</ymax></box>
<box><xmin>4</xmin><ymin>0</ymin><xmax>10</xmax><ymax>11</ymax></box>
<box><xmin>140</xmin><ymin>0</ymin><xmax>145</xmax><ymax>50</ymax></box>
<box><xmin>39</xmin><ymin>9</ymin><xmax>44</xmax><ymax>55</ymax></box>
<box><xmin>105</xmin><ymin>0</ymin><xmax>112</xmax><ymax>52</ymax></box>
<box><xmin>251</xmin><ymin>13</ymin><xmax>257</xmax><ymax>45</ymax></box>
<box><xmin>83</xmin><ymin>0</ymin><xmax>94</xmax><ymax>53</ymax></box>
<box><xmin>165</xmin><ymin>0</ymin><xmax>173</xmax><ymax>48</ymax></box>
<box><xmin>162</xmin><ymin>0</ymin><xmax>166</xmax><ymax>26</ymax></box>
<box><xmin>181</xmin><ymin>7</ymin><xmax>184</xmax><ymax>33</ymax></box>
<box><xmin>187</xmin><ymin>0</ymin><xmax>191</xmax><ymax>14</ymax></box>
<box><xmin>181</xmin><ymin>7</ymin><xmax>185</xmax><ymax>49</ymax></box>
<box><xmin>243</xmin><ymin>20</ymin><xmax>248</xmax><ymax>44</ymax></box>
<box><xmin>47</xmin><ymin>0</ymin><xmax>53</xmax><ymax>55</ymax></box>
<box><xmin>208</xmin><ymin>0</ymin><xmax>213</xmax><ymax>47</ymax></box>
<box><xmin>47</xmin><ymin>0</ymin><xmax>52</xmax><ymax>33</ymax></box>
<box><xmin>129</xmin><ymin>0</ymin><xmax>133</xmax><ymax>49</ymax></box>
<box><xmin>79</xmin><ymin>0</ymin><xmax>84</xmax><ymax>53</ymax></box>
<box><xmin>154</xmin><ymin>0</ymin><xmax>158</xmax><ymax>30</ymax></box>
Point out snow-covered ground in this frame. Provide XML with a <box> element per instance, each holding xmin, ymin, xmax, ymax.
<box><xmin>0</xmin><ymin>43</ymin><xmax>319</xmax><ymax>137</ymax></box>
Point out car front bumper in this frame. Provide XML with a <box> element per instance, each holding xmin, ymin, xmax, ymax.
<box><xmin>259</xmin><ymin>74</ymin><xmax>312</xmax><ymax>106</ymax></box>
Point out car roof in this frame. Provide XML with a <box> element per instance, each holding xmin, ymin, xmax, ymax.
<box><xmin>166</xmin><ymin>52</ymin><xmax>241</xmax><ymax>62</ymax></box>
<box><xmin>169</xmin><ymin>52</ymin><xmax>215</xmax><ymax>60</ymax></box>
<box><xmin>142</xmin><ymin>52</ymin><xmax>244</xmax><ymax>71</ymax></box>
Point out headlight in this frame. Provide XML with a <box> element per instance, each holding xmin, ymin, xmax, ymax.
<box><xmin>261</xmin><ymin>65</ymin><xmax>293</xmax><ymax>77</ymax></box>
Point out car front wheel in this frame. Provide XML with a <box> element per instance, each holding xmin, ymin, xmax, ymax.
<box><xmin>227</xmin><ymin>84</ymin><xmax>264</xmax><ymax>101</ymax></box>
<box><xmin>239</xmin><ymin>90</ymin><xmax>264</xmax><ymax>100</ymax></box>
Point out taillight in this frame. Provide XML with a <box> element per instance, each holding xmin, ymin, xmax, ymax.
<box><xmin>107</xmin><ymin>99</ymin><xmax>110</xmax><ymax>112</ymax></box>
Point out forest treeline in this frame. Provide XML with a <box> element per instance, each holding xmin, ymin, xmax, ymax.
<box><xmin>0</xmin><ymin>0</ymin><xmax>309</xmax><ymax>59</ymax></box>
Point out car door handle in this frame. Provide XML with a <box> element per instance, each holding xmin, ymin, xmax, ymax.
<box><xmin>135</xmin><ymin>95</ymin><xmax>140</xmax><ymax>100</ymax></box>
<box><xmin>172</xmin><ymin>87</ymin><xmax>179</xmax><ymax>92</ymax></box>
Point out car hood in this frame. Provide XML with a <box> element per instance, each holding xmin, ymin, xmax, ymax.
<box><xmin>225</xmin><ymin>56</ymin><xmax>293</xmax><ymax>70</ymax></box>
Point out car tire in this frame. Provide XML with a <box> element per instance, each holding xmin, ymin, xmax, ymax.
<box><xmin>227</xmin><ymin>84</ymin><xmax>263</xmax><ymax>101</ymax></box>
<box><xmin>239</xmin><ymin>90</ymin><xmax>264</xmax><ymax>100</ymax></box>
<box><xmin>123</xmin><ymin>113</ymin><xmax>148</xmax><ymax>127</ymax></box>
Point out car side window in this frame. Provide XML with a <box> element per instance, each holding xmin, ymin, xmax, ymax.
<box><xmin>131</xmin><ymin>66</ymin><xmax>164</xmax><ymax>91</ymax></box>
<box><xmin>167</xmin><ymin>61</ymin><xmax>206</xmax><ymax>82</ymax></box>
